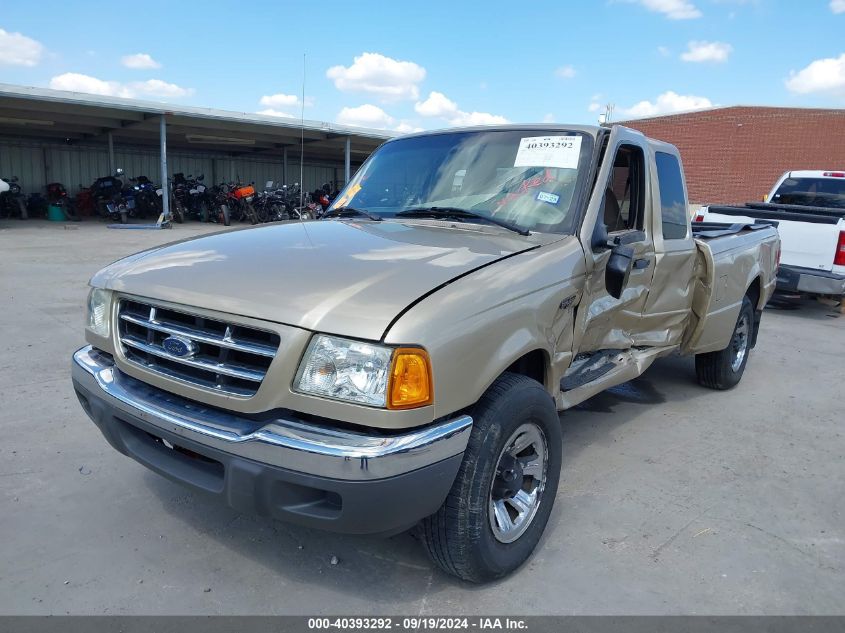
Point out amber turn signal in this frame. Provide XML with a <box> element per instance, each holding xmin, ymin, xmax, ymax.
<box><xmin>387</xmin><ymin>347</ymin><xmax>433</xmax><ymax>410</ymax></box>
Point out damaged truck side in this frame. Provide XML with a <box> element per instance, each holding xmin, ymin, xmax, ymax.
<box><xmin>72</xmin><ymin>124</ymin><xmax>779</xmax><ymax>582</ymax></box>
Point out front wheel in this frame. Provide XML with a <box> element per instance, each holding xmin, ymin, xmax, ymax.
<box><xmin>419</xmin><ymin>373</ymin><xmax>561</xmax><ymax>583</ymax></box>
<box><xmin>695</xmin><ymin>294</ymin><xmax>755</xmax><ymax>390</ymax></box>
<box><xmin>219</xmin><ymin>204</ymin><xmax>231</xmax><ymax>226</ymax></box>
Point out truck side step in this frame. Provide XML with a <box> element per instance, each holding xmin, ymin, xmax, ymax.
<box><xmin>561</xmin><ymin>349</ymin><xmax>623</xmax><ymax>391</ymax></box>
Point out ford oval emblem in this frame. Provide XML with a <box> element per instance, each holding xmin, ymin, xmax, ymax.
<box><xmin>162</xmin><ymin>335</ymin><xmax>197</xmax><ymax>358</ymax></box>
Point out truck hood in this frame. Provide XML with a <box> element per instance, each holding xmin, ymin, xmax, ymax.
<box><xmin>92</xmin><ymin>220</ymin><xmax>555</xmax><ymax>341</ymax></box>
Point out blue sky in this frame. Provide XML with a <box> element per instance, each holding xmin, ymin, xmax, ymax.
<box><xmin>2</xmin><ymin>0</ymin><xmax>844</xmax><ymax>131</ymax></box>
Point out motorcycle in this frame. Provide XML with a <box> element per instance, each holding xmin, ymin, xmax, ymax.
<box><xmin>208</xmin><ymin>182</ymin><xmax>233</xmax><ymax>226</ymax></box>
<box><xmin>0</xmin><ymin>176</ymin><xmax>28</xmax><ymax>219</ymax></box>
<box><xmin>128</xmin><ymin>176</ymin><xmax>162</xmax><ymax>218</ymax></box>
<box><xmin>218</xmin><ymin>181</ymin><xmax>260</xmax><ymax>224</ymax></box>
<box><xmin>90</xmin><ymin>168</ymin><xmax>131</xmax><ymax>223</ymax></box>
<box><xmin>171</xmin><ymin>173</ymin><xmax>215</xmax><ymax>222</ymax></box>
<box><xmin>26</xmin><ymin>191</ymin><xmax>49</xmax><ymax>218</ymax></box>
<box><xmin>254</xmin><ymin>181</ymin><xmax>293</xmax><ymax>222</ymax></box>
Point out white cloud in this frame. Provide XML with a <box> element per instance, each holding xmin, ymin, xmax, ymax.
<box><xmin>0</xmin><ymin>28</ymin><xmax>44</xmax><ymax>66</ymax></box>
<box><xmin>542</xmin><ymin>113</ymin><xmax>555</xmax><ymax>123</ymax></box>
<box><xmin>337</xmin><ymin>104</ymin><xmax>395</xmax><ymax>129</ymax></box>
<box><xmin>785</xmin><ymin>53</ymin><xmax>845</xmax><ymax>96</ymax></box>
<box><xmin>257</xmin><ymin>109</ymin><xmax>295</xmax><ymax>118</ymax></box>
<box><xmin>555</xmin><ymin>65</ymin><xmax>576</xmax><ymax>79</ymax></box>
<box><xmin>657</xmin><ymin>46</ymin><xmax>671</xmax><ymax>57</ymax></box>
<box><xmin>49</xmin><ymin>73</ymin><xmax>131</xmax><ymax>97</ymax></box>
<box><xmin>259</xmin><ymin>92</ymin><xmax>313</xmax><ymax>108</ymax></box>
<box><xmin>130</xmin><ymin>79</ymin><xmax>193</xmax><ymax>98</ymax></box>
<box><xmin>327</xmin><ymin>52</ymin><xmax>426</xmax><ymax>101</ymax></box>
<box><xmin>395</xmin><ymin>121</ymin><xmax>424</xmax><ymax>134</ymax></box>
<box><xmin>449</xmin><ymin>111</ymin><xmax>510</xmax><ymax>126</ymax></box>
<box><xmin>681</xmin><ymin>40</ymin><xmax>733</xmax><ymax>63</ymax></box>
<box><xmin>629</xmin><ymin>0</ymin><xmax>702</xmax><ymax>19</ymax></box>
<box><xmin>621</xmin><ymin>90</ymin><xmax>713</xmax><ymax>117</ymax></box>
<box><xmin>414</xmin><ymin>91</ymin><xmax>508</xmax><ymax>127</ymax></box>
<box><xmin>588</xmin><ymin>93</ymin><xmax>604</xmax><ymax>113</ymax></box>
<box><xmin>48</xmin><ymin>73</ymin><xmax>193</xmax><ymax>99</ymax></box>
<box><xmin>414</xmin><ymin>91</ymin><xmax>459</xmax><ymax>118</ymax></box>
<box><xmin>121</xmin><ymin>53</ymin><xmax>161</xmax><ymax>69</ymax></box>
<box><xmin>831</xmin><ymin>0</ymin><xmax>845</xmax><ymax>13</ymax></box>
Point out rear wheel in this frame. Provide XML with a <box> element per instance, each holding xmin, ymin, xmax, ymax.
<box><xmin>199</xmin><ymin>200</ymin><xmax>209</xmax><ymax>223</ymax></box>
<box><xmin>419</xmin><ymin>373</ymin><xmax>561</xmax><ymax>583</ymax></box>
<box><xmin>695</xmin><ymin>294</ymin><xmax>755</xmax><ymax>390</ymax></box>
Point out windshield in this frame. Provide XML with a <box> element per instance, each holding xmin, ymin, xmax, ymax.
<box><xmin>772</xmin><ymin>176</ymin><xmax>845</xmax><ymax>209</ymax></box>
<box><xmin>328</xmin><ymin>129</ymin><xmax>594</xmax><ymax>233</ymax></box>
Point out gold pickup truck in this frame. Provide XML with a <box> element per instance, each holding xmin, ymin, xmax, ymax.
<box><xmin>72</xmin><ymin>124</ymin><xmax>779</xmax><ymax>582</ymax></box>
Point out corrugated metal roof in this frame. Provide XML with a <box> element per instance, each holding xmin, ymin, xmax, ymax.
<box><xmin>0</xmin><ymin>83</ymin><xmax>395</xmax><ymax>139</ymax></box>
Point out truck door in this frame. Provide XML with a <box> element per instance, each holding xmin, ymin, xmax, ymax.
<box><xmin>574</xmin><ymin>127</ymin><xmax>657</xmax><ymax>352</ymax></box>
<box><xmin>638</xmin><ymin>147</ymin><xmax>698</xmax><ymax>347</ymax></box>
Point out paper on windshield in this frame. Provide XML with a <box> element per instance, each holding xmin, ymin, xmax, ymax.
<box><xmin>514</xmin><ymin>135</ymin><xmax>582</xmax><ymax>169</ymax></box>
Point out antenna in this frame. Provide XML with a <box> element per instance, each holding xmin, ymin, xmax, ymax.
<box><xmin>299</xmin><ymin>52</ymin><xmax>305</xmax><ymax>212</ymax></box>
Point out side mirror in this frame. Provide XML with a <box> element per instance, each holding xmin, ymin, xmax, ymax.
<box><xmin>115</xmin><ymin>168</ymin><xmax>124</xmax><ymax>176</ymax></box>
<box><xmin>605</xmin><ymin>244</ymin><xmax>634</xmax><ymax>300</ymax></box>
<box><xmin>198</xmin><ymin>174</ymin><xmax>204</xmax><ymax>181</ymax></box>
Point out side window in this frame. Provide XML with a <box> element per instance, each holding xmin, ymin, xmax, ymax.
<box><xmin>655</xmin><ymin>152</ymin><xmax>688</xmax><ymax>240</ymax></box>
<box><xmin>603</xmin><ymin>145</ymin><xmax>644</xmax><ymax>233</ymax></box>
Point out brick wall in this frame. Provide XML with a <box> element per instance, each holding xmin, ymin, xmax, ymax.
<box><xmin>618</xmin><ymin>106</ymin><xmax>845</xmax><ymax>206</ymax></box>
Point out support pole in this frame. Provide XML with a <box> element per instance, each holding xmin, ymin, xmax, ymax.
<box><xmin>283</xmin><ymin>146</ymin><xmax>288</xmax><ymax>185</ymax></box>
<box><xmin>159</xmin><ymin>116</ymin><xmax>170</xmax><ymax>222</ymax></box>
<box><xmin>344</xmin><ymin>137</ymin><xmax>351</xmax><ymax>184</ymax></box>
<box><xmin>107</xmin><ymin>132</ymin><xmax>115</xmax><ymax>174</ymax></box>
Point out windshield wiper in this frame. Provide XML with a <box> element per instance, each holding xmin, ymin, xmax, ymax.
<box><xmin>396</xmin><ymin>206</ymin><xmax>530</xmax><ymax>236</ymax></box>
<box><xmin>323</xmin><ymin>206</ymin><xmax>382</xmax><ymax>221</ymax></box>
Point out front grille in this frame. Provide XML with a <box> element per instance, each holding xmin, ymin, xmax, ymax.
<box><xmin>117</xmin><ymin>299</ymin><xmax>280</xmax><ymax>396</ymax></box>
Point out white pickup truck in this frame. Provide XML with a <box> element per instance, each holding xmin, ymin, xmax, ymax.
<box><xmin>698</xmin><ymin>170</ymin><xmax>845</xmax><ymax>299</ymax></box>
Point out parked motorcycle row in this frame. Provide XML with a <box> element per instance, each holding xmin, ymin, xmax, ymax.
<box><xmin>0</xmin><ymin>171</ymin><xmax>339</xmax><ymax>225</ymax></box>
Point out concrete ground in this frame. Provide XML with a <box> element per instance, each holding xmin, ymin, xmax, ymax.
<box><xmin>0</xmin><ymin>219</ymin><xmax>842</xmax><ymax>615</ymax></box>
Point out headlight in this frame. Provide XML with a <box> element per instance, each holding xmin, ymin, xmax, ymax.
<box><xmin>294</xmin><ymin>335</ymin><xmax>433</xmax><ymax>409</ymax></box>
<box><xmin>86</xmin><ymin>288</ymin><xmax>111</xmax><ymax>337</ymax></box>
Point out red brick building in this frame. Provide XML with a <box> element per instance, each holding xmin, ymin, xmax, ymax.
<box><xmin>617</xmin><ymin>106</ymin><xmax>845</xmax><ymax>206</ymax></box>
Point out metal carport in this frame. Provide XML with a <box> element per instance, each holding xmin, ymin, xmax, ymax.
<box><xmin>0</xmin><ymin>83</ymin><xmax>393</xmax><ymax>214</ymax></box>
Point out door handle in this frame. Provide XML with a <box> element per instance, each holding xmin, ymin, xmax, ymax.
<box><xmin>633</xmin><ymin>258</ymin><xmax>651</xmax><ymax>270</ymax></box>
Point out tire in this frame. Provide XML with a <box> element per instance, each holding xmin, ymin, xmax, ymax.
<box><xmin>219</xmin><ymin>204</ymin><xmax>231</xmax><ymax>226</ymax></box>
<box><xmin>299</xmin><ymin>210</ymin><xmax>312</xmax><ymax>221</ymax></box>
<box><xmin>199</xmin><ymin>201</ymin><xmax>209</xmax><ymax>223</ymax></box>
<box><xmin>17</xmin><ymin>198</ymin><xmax>28</xmax><ymax>220</ymax></box>
<box><xmin>419</xmin><ymin>372</ymin><xmax>562</xmax><ymax>583</ymax></box>
<box><xmin>119</xmin><ymin>210</ymin><xmax>128</xmax><ymax>224</ymax></box>
<box><xmin>695</xmin><ymin>294</ymin><xmax>755</xmax><ymax>390</ymax></box>
<box><xmin>171</xmin><ymin>203</ymin><xmax>184</xmax><ymax>224</ymax></box>
<box><xmin>245</xmin><ymin>202</ymin><xmax>259</xmax><ymax>225</ymax></box>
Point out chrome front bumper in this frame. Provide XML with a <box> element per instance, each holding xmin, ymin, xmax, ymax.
<box><xmin>72</xmin><ymin>346</ymin><xmax>472</xmax><ymax>481</ymax></box>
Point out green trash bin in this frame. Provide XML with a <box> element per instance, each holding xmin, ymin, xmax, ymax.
<box><xmin>47</xmin><ymin>204</ymin><xmax>66</xmax><ymax>221</ymax></box>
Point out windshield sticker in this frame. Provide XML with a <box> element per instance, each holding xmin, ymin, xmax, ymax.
<box><xmin>536</xmin><ymin>191</ymin><xmax>560</xmax><ymax>205</ymax></box>
<box><xmin>514</xmin><ymin>135</ymin><xmax>582</xmax><ymax>169</ymax></box>
<box><xmin>332</xmin><ymin>183</ymin><xmax>362</xmax><ymax>209</ymax></box>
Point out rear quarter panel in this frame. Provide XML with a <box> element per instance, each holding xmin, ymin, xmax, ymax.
<box><xmin>682</xmin><ymin>228</ymin><xmax>779</xmax><ymax>354</ymax></box>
